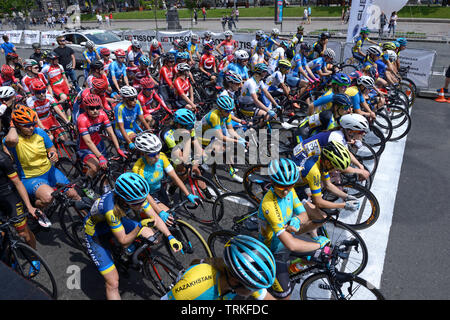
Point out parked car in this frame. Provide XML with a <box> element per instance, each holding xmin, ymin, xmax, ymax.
<box><xmin>61</xmin><ymin>29</ymin><xmax>131</xmax><ymax>69</ymax></box>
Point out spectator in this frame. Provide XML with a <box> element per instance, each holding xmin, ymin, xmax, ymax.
<box><xmin>388</xmin><ymin>11</ymin><xmax>398</xmax><ymax>37</ymax></box>
<box><xmin>194</xmin><ymin>8</ymin><xmax>198</xmax><ymax>25</ymax></box>
<box><xmin>341</xmin><ymin>6</ymin><xmax>346</xmax><ymax>24</ymax></box>
<box><xmin>54</xmin><ymin>35</ymin><xmax>81</xmax><ymax>92</ymax></box>
<box><xmin>436</xmin><ymin>65</ymin><xmax>450</xmax><ymax>93</ymax></box>
<box><xmin>227</xmin><ymin>15</ymin><xmax>234</xmax><ymax>31</ymax></box>
<box><xmin>235</xmin><ymin>8</ymin><xmax>239</xmax><ymax>22</ymax></box>
<box><xmin>105</xmin><ymin>14</ymin><xmax>110</xmax><ymax>27</ymax></box>
<box><xmin>202</xmin><ymin>7</ymin><xmax>206</xmax><ymax>21</ymax></box>
<box><xmin>221</xmin><ymin>15</ymin><xmax>227</xmax><ymax>31</ymax></box>
<box><xmin>302</xmin><ymin>7</ymin><xmax>308</xmax><ymax>24</ymax></box>
<box><xmin>379</xmin><ymin>11</ymin><xmax>387</xmax><ymax>38</ymax></box>
<box><xmin>0</xmin><ymin>35</ymin><xmax>16</xmax><ymax>60</ymax></box>
<box><xmin>109</xmin><ymin>13</ymin><xmax>113</xmax><ymax>26</ymax></box>
<box><xmin>307</xmin><ymin>6</ymin><xmax>311</xmax><ymax>24</ymax></box>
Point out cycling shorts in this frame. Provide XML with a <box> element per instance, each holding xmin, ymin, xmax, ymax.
<box><xmin>0</xmin><ymin>191</ymin><xmax>27</xmax><ymax>231</ymax></box>
<box><xmin>84</xmin><ymin>216</ymin><xmax>140</xmax><ymax>275</ymax></box>
<box><xmin>22</xmin><ymin>165</ymin><xmax>70</xmax><ymax>197</ymax></box>
<box><xmin>114</xmin><ymin>128</ymin><xmax>138</xmax><ymax>142</ymax></box>
<box><xmin>269</xmin><ymin>251</ymin><xmax>293</xmax><ymax>299</ymax></box>
<box><xmin>239</xmin><ymin>104</ymin><xmax>260</xmax><ymax>117</ymax></box>
<box><xmin>40</xmin><ymin>116</ymin><xmax>65</xmax><ymax>139</ymax></box>
<box><xmin>52</xmin><ymin>83</ymin><xmax>70</xmax><ymax>99</ymax></box>
<box><xmin>352</xmin><ymin>52</ymin><xmax>365</xmax><ymax>64</ymax></box>
<box><xmin>77</xmin><ymin>141</ymin><xmax>108</xmax><ymax>164</ymax></box>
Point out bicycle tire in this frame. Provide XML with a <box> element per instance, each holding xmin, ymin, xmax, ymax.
<box><xmin>178</xmin><ymin>174</ymin><xmax>221</xmax><ymax>225</ymax></box>
<box><xmin>168</xmin><ymin>219</ymin><xmax>212</xmax><ymax>270</ymax></box>
<box><xmin>350</xmin><ymin>141</ymin><xmax>379</xmax><ymax>176</ymax></box>
<box><xmin>363</xmin><ymin>125</ymin><xmax>386</xmax><ymax>159</ymax></box>
<box><xmin>317</xmin><ymin>220</ymin><xmax>368</xmax><ymax>275</ymax></box>
<box><xmin>399</xmin><ymin>78</ymin><xmax>417</xmax><ymax>106</ymax></box>
<box><xmin>243</xmin><ymin>164</ymin><xmax>271</xmax><ymax>204</ymax></box>
<box><xmin>55</xmin><ymin>157</ymin><xmax>82</xmax><ymax>180</ymax></box>
<box><xmin>9</xmin><ymin>242</ymin><xmax>58</xmax><ymax>299</ymax></box>
<box><xmin>299</xmin><ymin>272</ymin><xmax>384</xmax><ymax>300</ymax></box>
<box><xmin>207</xmin><ymin>229</ymin><xmax>238</xmax><ymax>258</ymax></box>
<box><xmin>59</xmin><ymin>205</ymin><xmax>88</xmax><ymax>250</ymax></box>
<box><xmin>385</xmin><ymin>105</ymin><xmax>412</xmax><ymax>141</ymax></box>
<box><xmin>339</xmin><ymin>64</ymin><xmax>358</xmax><ymax>74</ymax></box>
<box><xmin>142</xmin><ymin>251</ymin><xmax>181</xmax><ymax>298</ymax></box>
<box><xmin>71</xmin><ymin>221</ymin><xmax>89</xmax><ymax>255</ymax></box>
<box><xmin>374</xmin><ymin>110</ymin><xmax>393</xmax><ymax>142</ymax></box>
<box><xmin>212</xmin><ymin>192</ymin><xmax>259</xmax><ymax>232</ymax></box>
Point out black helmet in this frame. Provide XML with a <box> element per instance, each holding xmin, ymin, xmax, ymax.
<box><xmin>91</xmin><ymin>60</ymin><xmax>104</xmax><ymax>70</ymax></box>
<box><xmin>320</xmin><ymin>32</ymin><xmax>331</xmax><ymax>39</ymax></box>
<box><xmin>32</xmin><ymin>43</ymin><xmax>41</xmax><ymax>50</ymax></box>
<box><xmin>47</xmin><ymin>52</ymin><xmax>59</xmax><ymax>60</ymax></box>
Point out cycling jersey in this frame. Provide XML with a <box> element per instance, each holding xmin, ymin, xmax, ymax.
<box><xmin>159</xmin><ymin>65</ymin><xmax>174</xmax><ymax>87</ymax></box>
<box><xmin>4</xmin><ymin>127</ymin><xmax>53</xmax><ymax>179</ymax></box>
<box><xmin>187</xmin><ymin>41</ymin><xmax>198</xmax><ymax>57</ymax></box>
<box><xmin>202</xmin><ymin>109</ymin><xmax>232</xmax><ymax>133</ymax></box>
<box><xmin>352</xmin><ymin>36</ymin><xmax>370</xmax><ymax>53</ymax></box>
<box><xmin>0</xmin><ymin>150</ymin><xmax>18</xmax><ymax>195</ymax></box>
<box><xmin>345</xmin><ymin>86</ymin><xmax>364</xmax><ymax>110</ymax></box>
<box><xmin>218</xmin><ymin>39</ymin><xmax>238</xmax><ymax>57</ymax></box>
<box><xmin>223</xmin><ymin>62</ymin><xmax>249</xmax><ymax>81</ymax></box>
<box><xmin>77</xmin><ymin>110</ymin><xmax>111</xmax><ymax>150</ymax></box>
<box><xmin>127</xmin><ymin>48</ymin><xmax>143</xmax><ymax>66</ymax></box>
<box><xmin>150</xmin><ymin>42</ymin><xmax>163</xmax><ymax>56</ymax></box>
<box><xmin>21</xmin><ymin>73</ymin><xmax>48</xmax><ymax>95</ymax></box>
<box><xmin>0</xmin><ymin>75</ymin><xmax>19</xmax><ymax>87</ymax></box>
<box><xmin>268</xmin><ymin>47</ymin><xmax>285</xmax><ymax>73</ymax></box>
<box><xmin>107</xmin><ymin>60</ymin><xmax>127</xmax><ymax>84</ymax></box>
<box><xmin>132</xmin><ymin>153</ymin><xmax>174</xmax><ymax>194</ymax></box>
<box><xmin>250</xmin><ymin>52</ymin><xmax>265</xmax><ymax>71</ymax></box>
<box><xmin>265</xmin><ymin>71</ymin><xmax>285</xmax><ymax>92</ymax></box>
<box><xmin>295</xmin><ymin>110</ymin><xmax>337</xmax><ymax>143</ymax></box>
<box><xmin>113</xmin><ymin>101</ymin><xmax>143</xmax><ymax>134</ymax></box>
<box><xmin>102</xmin><ymin>59</ymin><xmax>113</xmax><ymax>75</ymax></box>
<box><xmin>82</xmin><ymin>49</ymin><xmax>98</xmax><ymax>71</ymax></box>
<box><xmin>307</xmin><ymin>57</ymin><xmax>326</xmax><ymax>74</ymax></box>
<box><xmin>239</xmin><ymin>77</ymin><xmax>264</xmax><ymax>105</ymax></box>
<box><xmin>72</xmin><ymin>88</ymin><xmax>110</xmax><ymax>124</ymax></box>
<box><xmin>173</xmin><ymin>77</ymin><xmax>191</xmax><ymax>97</ymax></box>
<box><xmin>26</xmin><ymin>93</ymin><xmax>60</xmax><ymax>121</ymax></box>
<box><xmin>130</xmin><ymin>67</ymin><xmax>151</xmax><ymax>88</ymax></box>
<box><xmin>258</xmin><ymin>188</ymin><xmax>306</xmax><ymax>254</ymax></box>
<box><xmin>266</xmin><ymin>36</ymin><xmax>279</xmax><ymax>54</ymax></box>
<box><xmin>295</xmin><ymin>155</ymin><xmax>330</xmax><ymax>198</ymax></box>
<box><xmin>160</xmin><ymin>127</ymin><xmax>195</xmax><ymax>154</ymax></box>
<box><xmin>41</xmin><ymin>63</ymin><xmax>66</xmax><ymax>86</ymax></box>
<box><xmin>312</xmin><ymin>88</ymin><xmax>334</xmax><ymax>113</ymax></box>
<box><xmin>375</xmin><ymin>60</ymin><xmax>387</xmax><ymax>78</ymax></box>
<box><xmin>137</xmin><ymin>88</ymin><xmax>164</xmax><ymax>116</ymax></box>
<box><xmin>200</xmin><ymin>53</ymin><xmax>216</xmax><ymax>71</ymax></box>
<box><xmin>291</xmin><ymin>53</ymin><xmax>308</xmax><ymax>76</ymax></box>
<box><xmin>162</xmin><ymin>263</ymin><xmax>267</xmax><ymax>300</ymax></box>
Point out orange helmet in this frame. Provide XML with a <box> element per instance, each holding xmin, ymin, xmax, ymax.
<box><xmin>12</xmin><ymin>105</ymin><xmax>38</xmax><ymax>126</ymax></box>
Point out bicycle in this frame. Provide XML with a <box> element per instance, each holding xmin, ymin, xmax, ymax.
<box><xmin>0</xmin><ymin>212</ymin><xmax>58</xmax><ymax>299</ymax></box>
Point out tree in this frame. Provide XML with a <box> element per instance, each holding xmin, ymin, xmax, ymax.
<box><xmin>0</xmin><ymin>0</ymin><xmax>36</xmax><ymax>15</ymax></box>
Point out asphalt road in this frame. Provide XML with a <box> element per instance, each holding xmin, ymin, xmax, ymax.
<box><xmin>3</xmin><ymin>45</ymin><xmax>450</xmax><ymax>300</ymax></box>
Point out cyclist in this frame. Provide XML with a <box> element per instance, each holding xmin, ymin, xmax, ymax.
<box><xmin>187</xmin><ymin>33</ymin><xmax>201</xmax><ymax>63</ymax></box>
<box><xmin>307</xmin><ymin>72</ymin><xmax>351</xmax><ymax>115</ymax></box>
<box><xmin>306</xmin><ymin>32</ymin><xmax>331</xmax><ymax>61</ymax></box>
<box><xmin>127</xmin><ymin>40</ymin><xmax>144</xmax><ymax>68</ymax></box>
<box><xmin>0</xmin><ymin>86</ymin><xmax>18</xmax><ymax>135</ymax></box>
<box><xmin>0</xmin><ymin>64</ymin><xmax>24</xmax><ymax>95</ymax></box>
<box><xmin>238</xmin><ymin>63</ymin><xmax>278</xmax><ymax>123</ymax></box>
<box><xmin>251</xmin><ymin>30</ymin><xmax>266</xmax><ymax>56</ymax></box>
<box><xmin>85</xmin><ymin>60</ymin><xmax>107</xmax><ymax>89</ymax></box>
<box><xmin>100</xmin><ymin>48</ymin><xmax>113</xmax><ymax>75</ymax></box>
<box><xmin>72</xmin><ymin>77</ymin><xmax>111</xmax><ymax>124</ymax></box>
<box><xmin>306</xmin><ymin>48</ymin><xmax>336</xmax><ymax>81</ymax></box>
<box><xmin>82</xmin><ymin>40</ymin><xmax>101</xmax><ymax>81</ymax></box>
<box><xmin>218</xmin><ymin>50</ymin><xmax>249</xmax><ymax>87</ymax></box>
<box><xmin>5</xmin><ymin>52</ymin><xmax>23</xmax><ymax>81</ymax></box>
<box><xmin>258</xmin><ymin>157</ymin><xmax>329</xmax><ymax>299</ymax></box>
<box><xmin>158</xmin><ymin>53</ymin><xmax>176</xmax><ymax>103</ymax></box>
<box><xmin>362</xmin><ymin>45</ymin><xmax>383</xmax><ymax>72</ymax></box>
<box><xmin>137</xmin><ymin>77</ymin><xmax>168</xmax><ymax>128</ymax></box>
<box><xmin>250</xmin><ymin>41</ymin><xmax>267</xmax><ymax>72</ymax></box>
<box><xmin>130</xmin><ymin>55</ymin><xmax>157</xmax><ymax>91</ymax></box>
<box><xmin>201</xmin><ymin>95</ymin><xmax>247</xmax><ymax>183</ymax></box>
<box><xmin>290</xmin><ymin>25</ymin><xmax>305</xmax><ymax>55</ymax></box>
<box><xmin>268</xmin><ymin>40</ymin><xmax>289</xmax><ymax>74</ymax></box>
<box><xmin>108</xmin><ymin>49</ymin><xmax>129</xmax><ymax>94</ymax></box>
<box><xmin>132</xmin><ymin>132</ymin><xmax>201</xmax><ymax>220</ymax></box>
<box><xmin>287</xmin><ymin>42</ymin><xmax>318</xmax><ymax>97</ymax></box>
<box><xmin>3</xmin><ymin>105</ymin><xmax>80</xmax><ymax>209</ymax></box>
<box><xmin>395</xmin><ymin>38</ymin><xmax>407</xmax><ymax>70</ymax></box>
<box><xmin>114</xmin><ymin>85</ymin><xmax>151</xmax><ymax>150</ymax></box>
<box><xmin>375</xmin><ymin>50</ymin><xmax>399</xmax><ymax>86</ymax></box>
<box><xmin>345</xmin><ymin>75</ymin><xmax>377</xmax><ymax>120</ymax></box>
<box><xmin>265</xmin><ymin>59</ymin><xmax>292</xmax><ymax>98</ymax></box>
<box><xmin>352</xmin><ymin>27</ymin><xmax>379</xmax><ymax>64</ymax></box>
<box><xmin>149</xmin><ymin>38</ymin><xmax>164</xmax><ymax>64</ymax></box>
<box><xmin>265</xmin><ymin>28</ymin><xmax>284</xmax><ymax>57</ymax></box>
<box><xmin>40</xmin><ymin>52</ymin><xmax>72</xmax><ymax>105</ymax></box>
<box><xmin>162</xmin><ymin>234</ymin><xmax>276</xmax><ymax>300</ymax></box>
<box><xmin>83</xmin><ymin>172</ymin><xmax>182</xmax><ymax>300</ymax></box>
<box><xmin>173</xmin><ymin>63</ymin><xmax>196</xmax><ymax>111</ymax></box>
<box><xmin>30</xmin><ymin>43</ymin><xmax>45</xmax><ymax>69</ymax></box>
<box><xmin>77</xmin><ymin>93</ymin><xmax>126</xmax><ymax>179</ymax></box>
<box><xmin>215</xmin><ymin>30</ymin><xmax>238</xmax><ymax>58</ymax></box>
<box><xmin>202</xmin><ymin>31</ymin><xmax>214</xmax><ymax>47</ymax></box>
<box><xmin>199</xmin><ymin>43</ymin><xmax>218</xmax><ymax>85</ymax></box>
<box><xmin>22</xmin><ymin>59</ymin><xmax>53</xmax><ymax>97</ymax></box>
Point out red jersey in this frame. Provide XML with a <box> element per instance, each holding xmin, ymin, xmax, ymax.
<box><xmin>41</xmin><ymin>63</ymin><xmax>66</xmax><ymax>86</ymax></box>
<box><xmin>174</xmin><ymin>77</ymin><xmax>190</xmax><ymax>97</ymax></box>
<box><xmin>219</xmin><ymin>40</ymin><xmax>238</xmax><ymax>56</ymax></box>
<box><xmin>200</xmin><ymin>54</ymin><xmax>216</xmax><ymax>71</ymax></box>
<box><xmin>159</xmin><ymin>65</ymin><xmax>174</xmax><ymax>87</ymax></box>
<box><xmin>77</xmin><ymin>110</ymin><xmax>111</xmax><ymax>149</ymax></box>
<box><xmin>26</xmin><ymin>93</ymin><xmax>59</xmax><ymax>120</ymax></box>
<box><xmin>22</xmin><ymin>73</ymin><xmax>48</xmax><ymax>94</ymax></box>
<box><xmin>0</xmin><ymin>75</ymin><xmax>19</xmax><ymax>87</ymax></box>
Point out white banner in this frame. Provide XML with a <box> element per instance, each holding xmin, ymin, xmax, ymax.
<box><xmin>398</xmin><ymin>49</ymin><xmax>435</xmax><ymax>88</ymax></box>
<box><xmin>157</xmin><ymin>30</ymin><xmax>192</xmax><ymax>51</ymax></box>
<box><xmin>41</xmin><ymin>30</ymin><xmax>62</xmax><ymax>46</ymax></box>
<box><xmin>24</xmin><ymin>30</ymin><xmax>41</xmax><ymax>45</ymax></box>
<box><xmin>121</xmin><ymin>30</ymin><xmax>157</xmax><ymax>51</ymax></box>
<box><xmin>346</xmin><ymin>0</ymin><xmax>407</xmax><ymax>43</ymax></box>
<box><xmin>2</xmin><ymin>30</ymin><xmax>23</xmax><ymax>44</ymax></box>
<box><xmin>208</xmin><ymin>32</ymin><xmax>253</xmax><ymax>51</ymax></box>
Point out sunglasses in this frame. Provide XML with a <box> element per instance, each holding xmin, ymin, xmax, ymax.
<box><xmin>126</xmin><ymin>97</ymin><xmax>137</xmax><ymax>102</ymax></box>
<box><xmin>88</xmin><ymin>106</ymin><xmax>102</xmax><ymax>111</ymax></box>
<box><xmin>19</xmin><ymin>122</ymin><xmax>36</xmax><ymax>128</ymax></box>
<box><xmin>146</xmin><ymin>152</ymin><xmax>159</xmax><ymax>158</ymax></box>
<box><xmin>274</xmin><ymin>184</ymin><xmax>295</xmax><ymax>191</ymax></box>
<box><xmin>34</xmin><ymin>89</ymin><xmax>46</xmax><ymax>95</ymax></box>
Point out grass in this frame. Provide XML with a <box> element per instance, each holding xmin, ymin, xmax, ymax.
<box><xmin>81</xmin><ymin>5</ymin><xmax>450</xmax><ymax>21</ymax></box>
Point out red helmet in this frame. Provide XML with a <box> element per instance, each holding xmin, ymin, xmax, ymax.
<box><xmin>83</xmin><ymin>93</ymin><xmax>102</xmax><ymax>107</ymax></box>
<box><xmin>6</xmin><ymin>52</ymin><xmax>19</xmax><ymax>60</ymax></box>
<box><xmin>92</xmin><ymin>77</ymin><xmax>108</xmax><ymax>92</ymax></box>
<box><xmin>30</xmin><ymin>79</ymin><xmax>46</xmax><ymax>92</ymax></box>
<box><xmin>1</xmin><ymin>64</ymin><xmax>14</xmax><ymax>77</ymax></box>
<box><xmin>115</xmin><ymin>49</ymin><xmax>126</xmax><ymax>57</ymax></box>
<box><xmin>140</xmin><ymin>77</ymin><xmax>156</xmax><ymax>89</ymax></box>
<box><xmin>100</xmin><ymin>48</ymin><xmax>111</xmax><ymax>56</ymax></box>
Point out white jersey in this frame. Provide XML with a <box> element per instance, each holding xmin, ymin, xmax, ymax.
<box><xmin>268</xmin><ymin>47</ymin><xmax>285</xmax><ymax>74</ymax></box>
<box><xmin>239</xmin><ymin>77</ymin><xmax>263</xmax><ymax>105</ymax></box>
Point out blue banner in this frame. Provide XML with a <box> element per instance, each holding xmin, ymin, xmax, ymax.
<box><xmin>275</xmin><ymin>0</ymin><xmax>283</xmax><ymax>24</ymax></box>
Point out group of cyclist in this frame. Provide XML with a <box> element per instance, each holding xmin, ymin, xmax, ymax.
<box><xmin>0</xmin><ymin>25</ymin><xmax>409</xmax><ymax>300</ymax></box>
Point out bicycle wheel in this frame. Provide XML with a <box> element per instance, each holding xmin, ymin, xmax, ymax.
<box><xmin>55</xmin><ymin>157</ymin><xmax>82</xmax><ymax>180</ymax></box>
<box><xmin>323</xmin><ymin>182</ymin><xmax>380</xmax><ymax>230</ymax></box>
<box><xmin>142</xmin><ymin>251</ymin><xmax>181</xmax><ymax>298</ymax></box>
<box><xmin>339</xmin><ymin>64</ymin><xmax>358</xmax><ymax>74</ymax></box>
<box><xmin>243</xmin><ymin>164</ymin><xmax>271</xmax><ymax>204</ymax></box>
<box><xmin>363</xmin><ymin>125</ymin><xmax>386</xmax><ymax>159</ymax></box>
<box><xmin>384</xmin><ymin>105</ymin><xmax>412</xmax><ymax>141</ymax></box>
<box><xmin>299</xmin><ymin>272</ymin><xmax>384</xmax><ymax>300</ymax></box>
<box><xmin>399</xmin><ymin>78</ymin><xmax>417</xmax><ymax>106</ymax></box>
<box><xmin>178</xmin><ymin>174</ymin><xmax>221</xmax><ymax>225</ymax></box>
<box><xmin>350</xmin><ymin>142</ymin><xmax>379</xmax><ymax>177</ymax></box>
<box><xmin>58</xmin><ymin>205</ymin><xmax>88</xmax><ymax>249</ymax></box>
<box><xmin>8</xmin><ymin>242</ymin><xmax>58</xmax><ymax>299</ymax></box>
<box><xmin>374</xmin><ymin>110</ymin><xmax>393</xmax><ymax>142</ymax></box>
<box><xmin>168</xmin><ymin>219</ymin><xmax>212</xmax><ymax>269</ymax></box>
<box><xmin>71</xmin><ymin>221</ymin><xmax>89</xmax><ymax>255</ymax></box>
<box><xmin>212</xmin><ymin>192</ymin><xmax>259</xmax><ymax>233</ymax></box>
<box><xmin>77</xmin><ymin>74</ymin><xmax>85</xmax><ymax>88</ymax></box>
<box><xmin>317</xmin><ymin>220</ymin><xmax>368</xmax><ymax>275</ymax></box>
<box><xmin>207</xmin><ymin>229</ymin><xmax>238</xmax><ymax>258</ymax></box>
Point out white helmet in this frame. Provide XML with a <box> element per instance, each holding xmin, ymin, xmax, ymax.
<box><xmin>151</xmin><ymin>39</ymin><xmax>159</xmax><ymax>47</ymax></box>
<box><xmin>135</xmin><ymin>132</ymin><xmax>162</xmax><ymax>154</ymax></box>
<box><xmin>386</xmin><ymin>50</ymin><xmax>397</xmax><ymax>62</ymax></box>
<box><xmin>356</xmin><ymin>75</ymin><xmax>375</xmax><ymax>89</ymax></box>
<box><xmin>324</xmin><ymin>48</ymin><xmax>336</xmax><ymax>60</ymax></box>
<box><xmin>224</xmin><ymin>30</ymin><xmax>233</xmax><ymax>37</ymax></box>
<box><xmin>132</xmin><ymin>40</ymin><xmax>142</xmax><ymax>49</ymax></box>
<box><xmin>204</xmin><ymin>31</ymin><xmax>212</xmax><ymax>37</ymax></box>
<box><xmin>271</xmin><ymin>28</ymin><xmax>280</xmax><ymax>35</ymax></box>
<box><xmin>366</xmin><ymin>45</ymin><xmax>382</xmax><ymax>57</ymax></box>
<box><xmin>120</xmin><ymin>85</ymin><xmax>138</xmax><ymax>98</ymax></box>
<box><xmin>191</xmin><ymin>33</ymin><xmax>200</xmax><ymax>41</ymax></box>
<box><xmin>339</xmin><ymin>113</ymin><xmax>369</xmax><ymax>133</ymax></box>
<box><xmin>0</xmin><ymin>86</ymin><xmax>16</xmax><ymax>99</ymax></box>
<box><xmin>256</xmin><ymin>30</ymin><xmax>265</xmax><ymax>37</ymax></box>
<box><xmin>176</xmin><ymin>62</ymin><xmax>191</xmax><ymax>72</ymax></box>
<box><xmin>85</xmin><ymin>40</ymin><xmax>95</xmax><ymax>49</ymax></box>
<box><xmin>234</xmin><ymin>50</ymin><xmax>249</xmax><ymax>60</ymax></box>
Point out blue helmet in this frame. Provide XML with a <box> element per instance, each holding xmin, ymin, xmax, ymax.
<box><xmin>254</xmin><ymin>63</ymin><xmax>268</xmax><ymax>74</ymax></box>
<box><xmin>223</xmin><ymin>235</ymin><xmax>276</xmax><ymax>290</ymax></box>
<box><xmin>332</xmin><ymin>93</ymin><xmax>352</xmax><ymax>109</ymax></box>
<box><xmin>331</xmin><ymin>73</ymin><xmax>351</xmax><ymax>87</ymax></box>
<box><xmin>173</xmin><ymin>108</ymin><xmax>196</xmax><ymax>128</ymax></box>
<box><xmin>216</xmin><ymin>95</ymin><xmax>235</xmax><ymax>111</ymax></box>
<box><xmin>268</xmin><ymin>158</ymin><xmax>300</xmax><ymax>186</ymax></box>
<box><xmin>176</xmin><ymin>51</ymin><xmax>190</xmax><ymax>60</ymax></box>
<box><xmin>139</xmin><ymin>55</ymin><xmax>151</xmax><ymax>66</ymax></box>
<box><xmin>396</xmin><ymin>38</ymin><xmax>407</xmax><ymax>47</ymax></box>
<box><xmin>114</xmin><ymin>172</ymin><xmax>150</xmax><ymax>204</ymax></box>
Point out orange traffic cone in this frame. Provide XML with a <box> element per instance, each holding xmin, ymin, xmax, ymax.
<box><xmin>435</xmin><ymin>88</ymin><xmax>447</xmax><ymax>102</ymax></box>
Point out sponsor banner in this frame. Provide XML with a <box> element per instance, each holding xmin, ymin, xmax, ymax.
<box><xmin>121</xmin><ymin>30</ymin><xmax>157</xmax><ymax>51</ymax></box>
<box><xmin>398</xmin><ymin>49</ymin><xmax>435</xmax><ymax>88</ymax></box>
<box><xmin>158</xmin><ymin>30</ymin><xmax>192</xmax><ymax>51</ymax></box>
<box><xmin>275</xmin><ymin>0</ymin><xmax>283</xmax><ymax>24</ymax></box>
<box><xmin>24</xmin><ymin>30</ymin><xmax>41</xmax><ymax>45</ymax></box>
<box><xmin>208</xmin><ymin>32</ymin><xmax>253</xmax><ymax>52</ymax></box>
<box><xmin>1</xmin><ymin>30</ymin><xmax>23</xmax><ymax>44</ymax></box>
<box><xmin>41</xmin><ymin>30</ymin><xmax>63</xmax><ymax>46</ymax></box>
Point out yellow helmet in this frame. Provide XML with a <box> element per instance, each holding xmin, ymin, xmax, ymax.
<box><xmin>321</xmin><ymin>141</ymin><xmax>351</xmax><ymax>171</ymax></box>
<box><xmin>278</xmin><ymin>59</ymin><xmax>292</xmax><ymax>69</ymax></box>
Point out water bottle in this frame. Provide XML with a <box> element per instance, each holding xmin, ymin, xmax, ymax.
<box><xmin>289</xmin><ymin>258</ymin><xmax>308</xmax><ymax>274</ymax></box>
<box><xmin>125</xmin><ymin>243</ymin><xmax>136</xmax><ymax>256</ymax></box>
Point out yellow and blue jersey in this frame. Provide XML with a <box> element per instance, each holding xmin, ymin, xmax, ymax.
<box><xmin>5</xmin><ymin>127</ymin><xmax>53</xmax><ymax>179</ymax></box>
<box><xmin>132</xmin><ymin>153</ymin><xmax>174</xmax><ymax>194</ymax></box>
<box><xmin>258</xmin><ymin>188</ymin><xmax>306</xmax><ymax>254</ymax></box>
<box><xmin>114</xmin><ymin>101</ymin><xmax>143</xmax><ymax>131</ymax></box>
<box><xmin>297</xmin><ymin>155</ymin><xmax>330</xmax><ymax>198</ymax></box>
<box><xmin>162</xmin><ymin>263</ymin><xmax>267</xmax><ymax>300</ymax></box>
<box><xmin>345</xmin><ymin>86</ymin><xmax>365</xmax><ymax>110</ymax></box>
<box><xmin>352</xmin><ymin>36</ymin><xmax>371</xmax><ymax>53</ymax></box>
